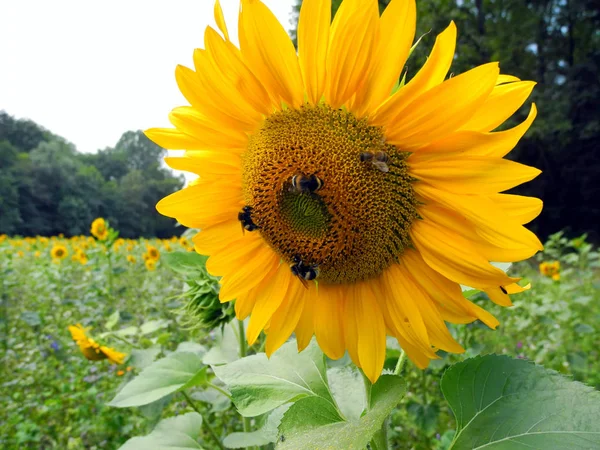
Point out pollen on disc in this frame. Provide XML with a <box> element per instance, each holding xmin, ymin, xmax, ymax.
<box><xmin>242</xmin><ymin>104</ymin><xmax>419</xmax><ymax>284</ymax></box>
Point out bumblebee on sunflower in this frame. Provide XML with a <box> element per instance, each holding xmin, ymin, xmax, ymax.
<box><xmin>147</xmin><ymin>0</ymin><xmax>542</xmax><ymax>382</ymax></box>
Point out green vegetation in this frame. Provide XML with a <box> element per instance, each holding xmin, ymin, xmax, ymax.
<box><xmin>0</xmin><ymin>112</ymin><xmax>183</xmax><ymax>238</ymax></box>
<box><xmin>1</xmin><ymin>231</ymin><xmax>598</xmax><ymax>449</ymax></box>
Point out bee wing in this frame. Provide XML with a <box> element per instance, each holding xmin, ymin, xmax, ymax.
<box><xmin>373</xmin><ymin>161</ymin><xmax>390</xmax><ymax>173</ymax></box>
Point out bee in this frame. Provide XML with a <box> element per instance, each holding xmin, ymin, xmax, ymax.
<box><xmin>290</xmin><ymin>254</ymin><xmax>319</xmax><ymax>289</ymax></box>
<box><xmin>238</xmin><ymin>206</ymin><xmax>259</xmax><ymax>233</ymax></box>
<box><xmin>290</xmin><ymin>173</ymin><xmax>323</xmax><ymax>193</ymax></box>
<box><xmin>360</xmin><ymin>151</ymin><xmax>390</xmax><ymax>173</ymax></box>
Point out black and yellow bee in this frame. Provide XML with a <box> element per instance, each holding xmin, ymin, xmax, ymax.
<box><xmin>238</xmin><ymin>206</ymin><xmax>259</xmax><ymax>233</ymax></box>
<box><xmin>291</xmin><ymin>173</ymin><xmax>324</xmax><ymax>193</ymax></box>
<box><xmin>360</xmin><ymin>151</ymin><xmax>390</xmax><ymax>173</ymax></box>
<box><xmin>290</xmin><ymin>254</ymin><xmax>319</xmax><ymax>289</ymax></box>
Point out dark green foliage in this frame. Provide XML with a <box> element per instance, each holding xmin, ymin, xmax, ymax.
<box><xmin>291</xmin><ymin>0</ymin><xmax>600</xmax><ymax>243</ymax></box>
<box><xmin>0</xmin><ymin>112</ymin><xmax>184</xmax><ymax>238</ymax></box>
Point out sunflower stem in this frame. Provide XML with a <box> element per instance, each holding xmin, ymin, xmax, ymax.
<box><xmin>181</xmin><ymin>391</ymin><xmax>225</xmax><ymax>450</ymax></box>
<box><xmin>394</xmin><ymin>350</ymin><xmax>406</xmax><ymax>376</ymax></box>
<box><xmin>237</xmin><ymin>319</ymin><xmax>254</xmax><ymax>439</ymax></box>
<box><xmin>207</xmin><ymin>382</ymin><xmax>232</xmax><ymax>400</ymax></box>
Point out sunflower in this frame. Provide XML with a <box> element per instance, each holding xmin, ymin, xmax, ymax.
<box><xmin>68</xmin><ymin>324</ymin><xmax>126</xmax><ymax>364</ymax></box>
<box><xmin>50</xmin><ymin>244</ymin><xmax>68</xmax><ymax>260</ymax></box>
<box><xmin>539</xmin><ymin>261</ymin><xmax>560</xmax><ymax>280</ymax></box>
<box><xmin>127</xmin><ymin>254</ymin><xmax>137</xmax><ymax>264</ymax></box>
<box><xmin>146</xmin><ymin>245</ymin><xmax>160</xmax><ymax>261</ymax></box>
<box><xmin>145</xmin><ymin>259</ymin><xmax>157</xmax><ymax>271</ymax></box>
<box><xmin>90</xmin><ymin>217</ymin><xmax>109</xmax><ymax>240</ymax></box>
<box><xmin>146</xmin><ymin>0</ymin><xmax>543</xmax><ymax>382</ymax></box>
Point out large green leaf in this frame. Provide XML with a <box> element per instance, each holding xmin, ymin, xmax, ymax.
<box><xmin>277</xmin><ymin>374</ymin><xmax>406</xmax><ymax>450</ymax></box>
<box><xmin>109</xmin><ymin>352</ymin><xmax>207</xmax><ymax>407</ymax></box>
<box><xmin>202</xmin><ymin>321</ymin><xmax>240</xmax><ymax>365</ymax></box>
<box><xmin>212</xmin><ymin>339</ymin><xmax>334</xmax><ymax>417</ymax></box>
<box><xmin>119</xmin><ymin>412</ymin><xmax>204</xmax><ymax>450</ymax></box>
<box><xmin>442</xmin><ymin>355</ymin><xmax>600</xmax><ymax>450</ymax></box>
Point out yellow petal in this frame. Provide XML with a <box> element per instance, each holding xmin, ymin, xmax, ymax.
<box><xmin>496</xmin><ymin>74</ymin><xmax>520</xmax><ymax>85</ymax></box>
<box><xmin>145</xmin><ymin>128</ymin><xmax>221</xmax><ymax>151</ymax></box>
<box><xmin>409</xmin><ymin>155</ymin><xmax>541</xmax><ymax>194</ymax></box>
<box><xmin>402</xmin><ymin>250</ymin><xmax>499</xmax><ymax>329</ymax></box>
<box><xmin>192</xmin><ymin>220</ymin><xmax>244</xmax><ymax>255</ymax></box>
<box><xmin>385</xmin><ymin>63</ymin><xmax>500</xmax><ymax>150</ymax></box>
<box><xmin>416</xmin><ymin>183</ymin><xmax>543</xmax><ymax>251</ymax></box>
<box><xmin>246</xmin><ymin>262</ymin><xmax>291</xmax><ymax>345</ymax></box>
<box><xmin>415</xmin><ymin>103</ymin><xmax>537</xmax><ymax>157</ymax></box>
<box><xmin>265</xmin><ymin>283</ymin><xmax>305</xmax><ymax>357</ymax></box>
<box><xmin>202</xmin><ymin>30</ymin><xmax>273</xmax><ymax>116</ymax></box>
<box><xmin>295</xmin><ymin>285</ymin><xmax>317</xmax><ymax>351</ymax></box>
<box><xmin>324</xmin><ymin>0</ymin><xmax>379</xmax><ymax>108</ymax></box>
<box><xmin>411</xmin><ymin>218</ymin><xmax>517</xmax><ymax>289</ymax></box>
<box><xmin>314</xmin><ymin>284</ymin><xmax>346</xmax><ymax>360</ymax></box>
<box><xmin>164</xmin><ymin>154</ymin><xmax>241</xmax><ymax>177</ymax></box>
<box><xmin>485</xmin><ymin>282</ymin><xmax>532</xmax><ymax>307</ymax></box>
<box><xmin>168</xmin><ymin>107</ymin><xmax>248</xmax><ymax>148</ymax></box>
<box><xmin>214</xmin><ymin>0</ymin><xmax>229</xmax><ymax>40</ymax></box>
<box><xmin>460</xmin><ymin>81</ymin><xmax>536</xmax><ymax>132</ymax></box>
<box><xmin>489</xmin><ymin>194</ymin><xmax>543</xmax><ymax>225</ymax></box>
<box><xmin>156</xmin><ymin>182</ymin><xmax>242</xmax><ymax>228</ymax></box>
<box><xmin>206</xmin><ymin>234</ymin><xmax>265</xmax><ymax>276</ymax></box>
<box><xmin>239</xmin><ymin>0</ymin><xmax>304</xmax><ymax>108</ymax></box>
<box><xmin>355</xmin><ymin>283</ymin><xmax>386</xmax><ymax>383</ymax></box>
<box><xmin>372</xmin><ymin>22</ymin><xmax>456</xmax><ymax>126</ymax></box>
<box><xmin>342</xmin><ymin>287</ymin><xmax>360</xmax><ymax>367</ymax></box>
<box><xmin>219</xmin><ymin>247</ymin><xmax>280</xmax><ymax>302</ymax></box>
<box><xmin>356</xmin><ymin>0</ymin><xmax>416</xmax><ymax>116</ymax></box>
<box><xmin>298</xmin><ymin>0</ymin><xmax>330</xmax><ymax>104</ymax></box>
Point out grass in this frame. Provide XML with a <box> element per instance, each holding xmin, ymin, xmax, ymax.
<box><xmin>1</xmin><ymin>231</ymin><xmax>598</xmax><ymax>449</ymax></box>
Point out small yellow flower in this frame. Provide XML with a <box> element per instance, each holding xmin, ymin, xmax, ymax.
<box><xmin>552</xmin><ymin>273</ymin><xmax>560</xmax><ymax>281</ymax></box>
<box><xmin>34</xmin><ymin>251</ymin><xmax>41</xmax><ymax>258</ymax></box>
<box><xmin>146</xmin><ymin>245</ymin><xmax>160</xmax><ymax>261</ymax></box>
<box><xmin>17</xmin><ymin>250</ymin><xmax>25</xmax><ymax>258</ymax></box>
<box><xmin>127</xmin><ymin>254</ymin><xmax>136</xmax><ymax>264</ymax></box>
<box><xmin>90</xmin><ymin>217</ymin><xmax>109</xmax><ymax>240</ymax></box>
<box><xmin>539</xmin><ymin>260</ymin><xmax>560</xmax><ymax>279</ymax></box>
<box><xmin>51</xmin><ymin>244</ymin><xmax>69</xmax><ymax>260</ymax></box>
<box><xmin>68</xmin><ymin>324</ymin><xmax>126</xmax><ymax>364</ymax></box>
<box><xmin>145</xmin><ymin>259</ymin><xmax>157</xmax><ymax>271</ymax></box>
<box><xmin>117</xmin><ymin>370</ymin><xmax>125</xmax><ymax>376</ymax></box>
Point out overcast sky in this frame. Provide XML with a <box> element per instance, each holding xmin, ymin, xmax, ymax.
<box><xmin>0</xmin><ymin>0</ymin><xmax>296</xmax><ymax>153</ymax></box>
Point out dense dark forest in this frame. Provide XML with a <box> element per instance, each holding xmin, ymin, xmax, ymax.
<box><xmin>0</xmin><ymin>112</ymin><xmax>184</xmax><ymax>238</ymax></box>
<box><xmin>292</xmin><ymin>0</ymin><xmax>600</xmax><ymax>242</ymax></box>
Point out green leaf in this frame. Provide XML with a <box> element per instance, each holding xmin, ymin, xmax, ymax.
<box><xmin>277</xmin><ymin>374</ymin><xmax>405</xmax><ymax>450</ymax></box>
<box><xmin>113</xmin><ymin>325</ymin><xmax>139</xmax><ymax>337</ymax></box>
<box><xmin>129</xmin><ymin>347</ymin><xmax>162</xmax><ymax>370</ymax></box>
<box><xmin>105</xmin><ymin>310</ymin><xmax>120</xmax><ymax>330</ymax></box>
<box><xmin>109</xmin><ymin>352</ymin><xmax>207</xmax><ymax>407</ymax></box>
<box><xmin>212</xmin><ymin>339</ymin><xmax>334</xmax><ymax>417</ymax></box>
<box><xmin>327</xmin><ymin>366</ymin><xmax>365</xmax><ymax>421</ymax></box>
<box><xmin>574</xmin><ymin>323</ymin><xmax>594</xmax><ymax>334</ymax></box>
<box><xmin>223</xmin><ymin>405</ymin><xmax>290</xmax><ymax>448</ymax></box>
<box><xmin>140</xmin><ymin>319</ymin><xmax>169</xmax><ymax>335</ymax></box>
<box><xmin>191</xmin><ymin>388</ymin><xmax>231</xmax><ymax>413</ymax></box>
<box><xmin>202</xmin><ymin>322</ymin><xmax>240</xmax><ymax>366</ymax></box>
<box><xmin>163</xmin><ymin>251</ymin><xmax>208</xmax><ymax>277</ymax></box>
<box><xmin>442</xmin><ymin>355</ymin><xmax>600</xmax><ymax>450</ymax></box>
<box><xmin>176</xmin><ymin>341</ymin><xmax>207</xmax><ymax>356</ymax></box>
<box><xmin>118</xmin><ymin>412</ymin><xmax>204</xmax><ymax>450</ymax></box>
<box><xmin>21</xmin><ymin>311</ymin><xmax>41</xmax><ymax>327</ymax></box>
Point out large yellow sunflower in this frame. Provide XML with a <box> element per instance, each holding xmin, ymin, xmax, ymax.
<box><xmin>146</xmin><ymin>0</ymin><xmax>542</xmax><ymax>382</ymax></box>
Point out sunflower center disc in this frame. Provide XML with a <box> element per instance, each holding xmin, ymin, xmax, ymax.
<box><xmin>242</xmin><ymin>104</ymin><xmax>419</xmax><ymax>284</ymax></box>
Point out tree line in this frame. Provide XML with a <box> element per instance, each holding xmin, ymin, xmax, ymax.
<box><xmin>0</xmin><ymin>112</ymin><xmax>184</xmax><ymax>238</ymax></box>
<box><xmin>292</xmin><ymin>0</ymin><xmax>600</xmax><ymax>242</ymax></box>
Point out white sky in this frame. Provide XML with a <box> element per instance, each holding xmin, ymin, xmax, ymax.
<box><xmin>0</xmin><ymin>0</ymin><xmax>296</xmax><ymax>153</ymax></box>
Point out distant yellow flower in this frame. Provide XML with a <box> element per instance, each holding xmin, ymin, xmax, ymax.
<box><xmin>145</xmin><ymin>259</ymin><xmax>157</xmax><ymax>271</ymax></box>
<box><xmin>539</xmin><ymin>261</ymin><xmax>560</xmax><ymax>280</ymax></box>
<box><xmin>146</xmin><ymin>245</ymin><xmax>160</xmax><ymax>261</ymax></box>
<box><xmin>117</xmin><ymin>369</ymin><xmax>125</xmax><ymax>376</ymax></box>
<box><xmin>17</xmin><ymin>250</ymin><xmax>25</xmax><ymax>258</ymax></box>
<box><xmin>164</xmin><ymin>242</ymin><xmax>172</xmax><ymax>252</ymax></box>
<box><xmin>51</xmin><ymin>244</ymin><xmax>68</xmax><ymax>260</ymax></box>
<box><xmin>0</xmin><ymin>234</ymin><xmax>7</xmax><ymax>243</ymax></box>
<box><xmin>91</xmin><ymin>217</ymin><xmax>109</xmax><ymax>240</ymax></box>
<box><xmin>34</xmin><ymin>251</ymin><xmax>41</xmax><ymax>258</ymax></box>
<box><xmin>127</xmin><ymin>255</ymin><xmax>136</xmax><ymax>264</ymax></box>
<box><xmin>68</xmin><ymin>324</ymin><xmax>126</xmax><ymax>364</ymax></box>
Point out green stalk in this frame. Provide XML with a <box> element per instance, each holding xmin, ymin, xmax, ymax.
<box><xmin>237</xmin><ymin>320</ymin><xmax>254</xmax><ymax>440</ymax></box>
<box><xmin>181</xmin><ymin>391</ymin><xmax>225</xmax><ymax>450</ymax></box>
<box><xmin>106</xmin><ymin>250</ymin><xmax>114</xmax><ymax>298</ymax></box>
<box><xmin>394</xmin><ymin>350</ymin><xmax>406</xmax><ymax>376</ymax></box>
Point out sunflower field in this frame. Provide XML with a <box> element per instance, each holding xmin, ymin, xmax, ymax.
<box><xmin>1</xmin><ymin>222</ymin><xmax>599</xmax><ymax>449</ymax></box>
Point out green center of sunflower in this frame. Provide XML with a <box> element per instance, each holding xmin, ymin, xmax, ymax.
<box><xmin>242</xmin><ymin>104</ymin><xmax>419</xmax><ymax>284</ymax></box>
